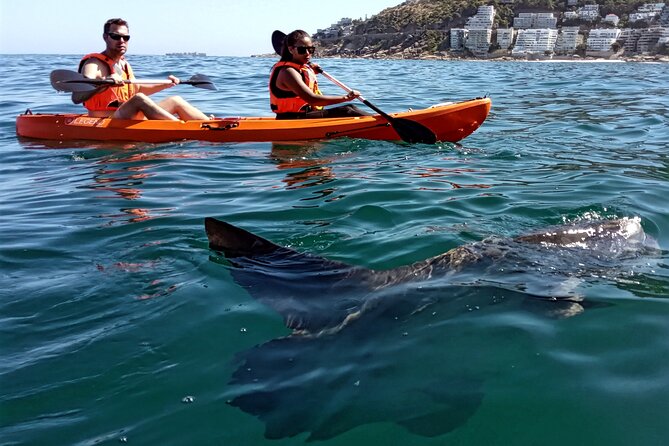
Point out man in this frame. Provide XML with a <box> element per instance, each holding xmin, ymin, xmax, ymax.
<box><xmin>79</xmin><ymin>18</ymin><xmax>209</xmax><ymax>121</ymax></box>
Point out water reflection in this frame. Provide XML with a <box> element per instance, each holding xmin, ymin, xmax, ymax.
<box><xmin>83</xmin><ymin>149</ymin><xmax>205</xmax><ymax>225</ymax></box>
<box><xmin>270</xmin><ymin>142</ymin><xmax>340</xmax><ymax>201</ymax></box>
<box><xmin>405</xmin><ymin>166</ymin><xmax>492</xmax><ymax>191</ymax></box>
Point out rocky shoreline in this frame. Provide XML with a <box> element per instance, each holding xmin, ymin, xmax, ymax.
<box><xmin>252</xmin><ymin>51</ymin><xmax>668</xmax><ymax>63</ymax></box>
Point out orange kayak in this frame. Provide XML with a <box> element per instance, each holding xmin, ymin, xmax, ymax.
<box><xmin>16</xmin><ymin>98</ymin><xmax>491</xmax><ymax>144</ymax></box>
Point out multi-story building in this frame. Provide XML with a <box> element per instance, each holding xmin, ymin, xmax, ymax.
<box><xmin>629</xmin><ymin>3</ymin><xmax>666</xmax><ymax>22</ymax></box>
<box><xmin>463</xmin><ymin>5</ymin><xmax>495</xmax><ymax>56</ymax></box>
<box><xmin>466</xmin><ymin>29</ymin><xmax>493</xmax><ymax>57</ymax></box>
<box><xmin>621</xmin><ymin>28</ymin><xmax>643</xmax><ymax>52</ymax></box>
<box><xmin>620</xmin><ymin>26</ymin><xmax>669</xmax><ymax>52</ymax></box>
<box><xmin>563</xmin><ymin>11</ymin><xmax>578</xmax><ymax>21</ymax></box>
<box><xmin>586</xmin><ymin>28</ymin><xmax>622</xmax><ymax>51</ymax></box>
<box><xmin>536</xmin><ymin>13</ymin><xmax>558</xmax><ymax>28</ymax></box>
<box><xmin>579</xmin><ymin>4</ymin><xmax>600</xmax><ymax>22</ymax></box>
<box><xmin>637</xmin><ymin>27</ymin><xmax>669</xmax><ymax>52</ymax></box>
<box><xmin>513</xmin><ymin>13</ymin><xmax>557</xmax><ymax>29</ymax></box>
<box><xmin>661</xmin><ymin>5</ymin><xmax>669</xmax><ymax>25</ymax></box>
<box><xmin>466</xmin><ymin>5</ymin><xmax>495</xmax><ymax>29</ymax></box>
<box><xmin>554</xmin><ymin>27</ymin><xmax>581</xmax><ymax>54</ymax></box>
<box><xmin>514</xmin><ymin>13</ymin><xmax>534</xmax><ymax>29</ymax></box>
<box><xmin>450</xmin><ymin>29</ymin><xmax>468</xmax><ymax>51</ymax></box>
<box><xmin>496</xmin><ymin>28</ymin><xmax>516</xmax><ymax>49</ymax></box>
<box><xmin>603</xmin><ymin>14</ymin><xmax>620</xmax><ymax>26</ymax></box>
<box><xmin>512</xmin><ymin>28</ymin><xmax>559</xmax><ymax>56</ymax></box>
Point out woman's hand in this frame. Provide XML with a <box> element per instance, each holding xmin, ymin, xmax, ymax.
<box><xmin>345</xmin><ymin>90</ymin><xmax>361</xmax><ymax>101</ymax></box>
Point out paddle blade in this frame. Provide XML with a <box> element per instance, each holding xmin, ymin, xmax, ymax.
<box><xmin>272</xmin><ymin>30</ymin><xmax>286</xmax><ymax>55</ymax></box>
<box><xmin>389</xmin><ymin>117</ymin><xmax>437</xmax><ymax>144</ymax></box>
<box><xmin>183</xmin><ymin>74</ymin><xmax>217</xmax><ymax>90</ymax></box>
<box><xmin>50</xmin><ymin>69</ymin><xmax>102</xmax><ymax>93</ymax></box>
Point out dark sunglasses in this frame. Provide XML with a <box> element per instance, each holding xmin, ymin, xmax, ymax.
<box><xmin>107</xmin><ymin>32</ymin><xmax>130</xmax><ymax>42</ymax></box>
<box><xmin>295</xmin><ymin>46</ymin><xmax>316</xmax><ymax>55</ymax></box>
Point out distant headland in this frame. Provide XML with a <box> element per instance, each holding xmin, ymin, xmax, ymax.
<box><xmin>165</xmin><ymin>52</ymin><xmax>207</xmax><ymax>57</ymax></box>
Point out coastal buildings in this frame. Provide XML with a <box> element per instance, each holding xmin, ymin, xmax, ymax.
<box><xmin>466</xmin><ymin>5</ymin><xmax>495</xmax><ymax>29</ymax></box>
<box><xmin>513</xmin><ymin>13</ymin><xmax>557</xmax><ymax>29</ymax></box>
<box><xmin>496</xmin><ymin>28</ymin><xmax>516</xmax><ymax>50</ymax></box>
<box><xmin>450</xmin><ymin>29</ymin><xmax>468</xmax><ymax>51</ymax></box>
<box><xmin>578</xmin><ymin>4</ymin><xmax>600</xmax><ymax>22</ymax></box>
<box><xmin>317</xmin><ymin>1</ymin><xmax>669</xmax><ymax>60</ymax></box>
<box><xmin>554</xmin><ymin>27</ymin><xmax>581</xmax><ymax>54</ymax></box>
<box><xmin>629</xmin><ymin>3</ymin><xmax>666</xmax><ymax>23</ymax></box>
<box><xmin>317</xmin><ymin>18</ymin><xmax>355</xmax><ymax>38</ymax></box>
<box><xmin>586</xmin><ymin>28</ymin><xmax>622</xmax><ymax>54</ymax></box>
<box><xmin>603</xmin><ymin>14</ymin><xmax>620</xmax><ymax>26</ymax></box>
<box><xmin>464</xmin><ymin>5</ymin><xmax>495</xmax><ymax>57</ymax></box>
<box><xmin>620</xmin><ymin>26</ymin><xmax>669</xmax><ymax>53</ymax></box>
<box><xmin>512</xmin><ymin>29</ymin><xmax>558</xmax><ymax>56</ymax></box>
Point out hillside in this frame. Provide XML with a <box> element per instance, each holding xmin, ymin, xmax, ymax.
<box><xmin>312</xmin><ymin>0</ymin><xmax>660</xmax><ymax>58</ymax></box>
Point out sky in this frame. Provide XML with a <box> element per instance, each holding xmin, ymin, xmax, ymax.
<box><xmin>0</xmin><ymin>0</ymin><xmax>404</xmax><ymax>56</ymax></box>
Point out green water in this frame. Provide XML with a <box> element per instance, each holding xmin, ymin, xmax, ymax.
<box><xmin>1</xmin><ymin>55</ymin><xmax>668</xmax><ymax>445</ymax></box>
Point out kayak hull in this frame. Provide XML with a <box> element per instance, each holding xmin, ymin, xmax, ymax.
<box><xmin>16</xmin><ymin>98</ymin><xmax>491</xmax><ymax>144</ymax></box>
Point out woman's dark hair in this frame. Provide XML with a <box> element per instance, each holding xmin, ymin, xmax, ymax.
<box><xmin>104</xmin><ymin>18</ymin><xmax>129</xmax><ymax>34</ymax></box>
<box><xmin>280</xmin><ymin>29</ymin><xmax>310</xmax><ymax>61</ymax></box>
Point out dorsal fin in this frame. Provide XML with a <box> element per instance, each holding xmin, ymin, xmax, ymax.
<box><xmin>205</xmin><ymin>217</ymin><xmax>283</xmax><ymax>258</ymax></box>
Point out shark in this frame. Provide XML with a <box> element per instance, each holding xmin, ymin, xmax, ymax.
<box><xmin>204</xmin><ymin>216</ymin><xmax>658</xmax><ymax>441</ymax></box>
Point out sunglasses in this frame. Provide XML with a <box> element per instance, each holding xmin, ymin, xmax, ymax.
<box><xmin>107</xmin><ymin>32</ymin><xmax>131</xmax><ymax>42</ymax></box>
<box><xmin>295</xmin><ymin>46</ymin><xmax>316</xmax><ymax>55</ymax></box>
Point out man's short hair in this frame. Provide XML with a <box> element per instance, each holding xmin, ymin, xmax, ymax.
<box><xmin>104</xmin><ymin>18</ymin><xmax>129</xmax><ymax>34</ymax></box>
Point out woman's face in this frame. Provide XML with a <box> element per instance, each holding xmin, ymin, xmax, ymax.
<box><xmin>289</xmin><ymin>36</ymin><xmax>316</xmax><ymax>63</ymax></box>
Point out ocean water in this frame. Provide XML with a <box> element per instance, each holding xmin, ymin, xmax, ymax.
<box><xmin>1</xmin><ymin>55</ymin><xmax>668</xmax><ymax>445</ymax></box>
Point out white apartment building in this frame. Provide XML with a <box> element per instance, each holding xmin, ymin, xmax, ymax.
<box><xmin>514</xmin><ymin>12</ymin><xmax>557</xmax><ymax>29</ymax></box>
<box><xmin>661</xmin><ymin>6</ymin><xmax>669</xmax><ymax>25</ymax></box>
<box><xmin>586</xmin><ymin>28</ymin><xmax>622</xmax><ymax>51</ymax></box>
<box><xmin>603</xmin><ymin>14</ymin><xmax>620</xmax><ymax>26</ymax></box>
<box><xmin>630</xmin><ymin>11</ymin><xmax>659</xmax><ymax>22</ymax></box>
<box><xmin>514</xmin><ymin>13</ymin><xmax>534</xmax><ymax>29</ymax></box>
<box><xmin>579</xmin><ymin>4</ymin><xmax>600</xmax><ymax>21</ymax></box>
<box><xmin>450</xmin><ymin>29</ymin><xmax>468</xmax><ymax>50</ymax></box>
<box><xmin>465</xmin><ymin>29</ymin><xmax>493</xmax><ymax>57</ymax></box>
<box><xmin>637</xmin><ymin>26</ymin><xmax>669</xmax><ymax>51</ymax></box>
<box><xmin>512</xmin><ymin>28</ymin><xmax>559</xmax><ymax>55</ymax></box>
<box><xmin>496</xmin><ymin>28</ymin><xmax>516</xmax><ymax>49</ymax></box>
<box><xmin>466</xmin><ymin>5</ymin><xmax>495</xmax><ymax>29</ymax></box>
<box><xmin>554</xmin><ymin>26</ymin><xmax>581</xmax><ymax>54</ymax></box>
<box><xmin>536</xmin><ymin>13</ymin><xmax>558</xmax><ymax>28</ymax></box>
<box><xmin>563</xmin><ymin>11</ymin><xmax>578</xmax><ymax>21</ymax></box>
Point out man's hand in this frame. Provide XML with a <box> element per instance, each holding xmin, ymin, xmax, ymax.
<box><xmin>168</xmin><ymin>75</ymin><xmax>180</xmax><ymax>86</ymax></box>
<box><xmin>109</xmin><ymin>72</ymin><xmax>124</xmax><ymax>85</ymax></box>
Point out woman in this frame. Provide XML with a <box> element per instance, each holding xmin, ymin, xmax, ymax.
<box><xmin>269</xmin><ymin>30</ymin><xmax>370</xmax><ymax>119</ymax></box>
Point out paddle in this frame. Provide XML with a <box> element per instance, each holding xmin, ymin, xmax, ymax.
<box><xmin>271</xmin><ymin>30</ymin><xmax>436</xmax><ymax>144</ymax></box>
<box><xmin>50</xmin><ymin>69</ymin><xmax>217</xmax><ymax>93</ymax></box>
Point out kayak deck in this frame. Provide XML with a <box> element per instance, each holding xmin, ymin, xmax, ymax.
<box><xmin>16</xmin><ymin>98</ymin><xmax>491</xmax><ymax>144</ymax></box>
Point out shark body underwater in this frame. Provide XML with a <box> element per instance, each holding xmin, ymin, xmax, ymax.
<box><xmin>204</xmin><ymin>216</ymin><xmax>658</xmax><ymax>441</ymax></box>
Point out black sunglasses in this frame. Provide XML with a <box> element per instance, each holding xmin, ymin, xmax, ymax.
<box><xmin>295</xmin><ymin>46</ymin><xmax>316</xmax><ymax>55</ymax></box>
<box><xmin>107</xmin><ymin>32</ymin><xmax>130</xmax><ymax>42</ymax></box>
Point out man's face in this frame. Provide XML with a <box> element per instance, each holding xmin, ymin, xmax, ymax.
<box><xmin>104</xmin><ymin>24</ymin><xmax>130</xmax><ymax>55</ymax></box>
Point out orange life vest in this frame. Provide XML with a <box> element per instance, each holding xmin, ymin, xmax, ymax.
<box><xmin>78</xmin><ymin>53</ymin><xmax>137</xmax><ymax>112</ymax></box>
<box><xmin>269</xmin><ymin>61</ymin><xmax>323</xmax><ymax>114</ymax></box>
